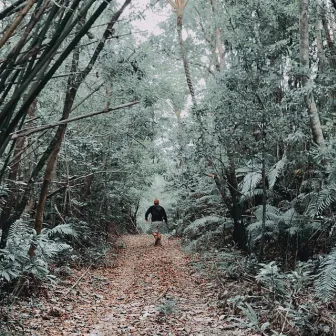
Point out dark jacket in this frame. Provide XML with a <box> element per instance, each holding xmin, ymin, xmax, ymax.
<box><xmin>145</xmin><ymin>205</ymin><xmax>167</xmax><ymax>222</ymax></box>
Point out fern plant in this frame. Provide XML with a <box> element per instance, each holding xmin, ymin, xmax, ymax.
<box><xmin>0</xmin><ymin>219</ymin><xmax>75</xmax><ymax>283</ymax></box>
<box><xmin>0</xmin><ymin>184</ymin><xmax>9</xmax><ymax>214</ymax></box>
<box><xmin>237</xmin><ymin>155</ymin><xmax>287</xmax><ymax>201</ymax></box>
<box><xmin>305</xmin><ymin>183</ymin><xmax>336</xmax><ymax>218</ymax></box>
<box><xmin>256</xmin><ymin>262</ymin><xmax>288</xmax><ymax>301</ymax></box>
<box><xmin>315</xmin><ymin>248</ymin><xmax>336</xmax><ymax>302</ymax></box>
<box><xmin>247</xmin><ymin>205</ymin><xmax>303</xmax><ymax>245</ymax></box>
<box><xmin>0</xmin><ymin>184</ymin><xmax>9</xmax><ymax>198</ymax></box>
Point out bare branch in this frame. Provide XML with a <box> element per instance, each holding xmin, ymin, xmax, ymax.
<box><xmin>11</xmin><ymin>101</ymin><xmax>140</xmax><ymax>139</ymax></box>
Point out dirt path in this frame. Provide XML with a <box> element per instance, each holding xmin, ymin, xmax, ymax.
<box><xmin>86</xmin><ymin>235</ymin><xmax>242</xmax><ymax>336</ymax></box>
<box><xmin>18</xmin><ymin>235</ymin><xmax>244</xmax><ymax>335</ymax></box>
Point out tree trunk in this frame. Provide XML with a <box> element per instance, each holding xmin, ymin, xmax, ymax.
<box><xmin>299</xmin><ymin>0</ymin><xmax>324</xmax><ymax>146</ymax></box>
<box><xmin>0</xmin><ymin>0</ymin><xmax>106</xmax><ymax>157</ymax></box>
<box><xmin>320</xmin><ymin>6</ymin><xmax>336</xmax><ymax>129</ymax></box>
<box><xmin>210</xmin><ymin>0</ymin><xmax>226</xmax><ymax>72</ymax></box>
<box><xmin>258</xmin><ymin>144</ymin><xmax>267</xmax><ymax>262</ymax></box>
<box><xmin>176</xmin><ymin>13</ymin><xmax>197</xmax><ymax>107</ymax></box>
<box><xmin>0</xmin><ymin>137</ymin><xmax>25</xmax><ymax>229</ymax></box>
<box><xmin>0</xmin><ymin>100</ymin><xmax>37</xmax><ymax>248</ymax></box>
<box><xmin>315</xmin><ymin>18</ymin><xmax>327</xmax><ymax>73</ymax></box>
<box><xmin>215</xmin><ymin>28</ymin><xmax>225</xmax><ymax>72</ymax></box>
<box><xmin>0</xmin><ymin>0</ymin><xmax>37</xmax><ymax>50</ymax></box>
<box><xmin>82</xmin><ymin>174</ymin><xmax>94</xmax><ymax>199</ymax></box>
<box><xmin>34</xmin><ymin>45</ymin><xmax>80</xmax><ymax>236</ymax></box>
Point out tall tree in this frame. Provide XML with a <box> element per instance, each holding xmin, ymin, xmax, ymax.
<box><xmin>168</xmin><ymin>0</ymin><xmax>197</xmax><ymax>107</ymax></box>
<box><xmin>299</xmin><ymin>0</ymin><xmax>324</xmax><ymax>145</ymax></box>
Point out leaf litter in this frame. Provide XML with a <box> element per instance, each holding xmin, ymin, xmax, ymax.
<box><xmin>3</xmin><ymin>235</ymin><xmax>248</xmax><ymax>335</ymax></box>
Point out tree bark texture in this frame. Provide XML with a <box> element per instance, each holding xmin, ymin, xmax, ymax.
<box><xmin>299</xmin><ymin>0</ymin><xmax>324</xmax><ymax>146</ymax></box>
<box><xmin>320</xmin><ymin>7</ymin><xmax>336</xmax><ymax>124</ymax></box>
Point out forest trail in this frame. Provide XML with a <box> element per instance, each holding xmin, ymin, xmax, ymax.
<box><xmin>21</xmin><ymin>235</ymin><xmax>246</xmax><ymax>335</ymax></box>
<box><xmin>87</xmin><ymin>235</ymin><xmax>243</xmax><ymax>336</ymax></box>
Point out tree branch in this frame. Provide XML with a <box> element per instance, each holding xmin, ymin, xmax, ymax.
<box><xmin>11</xmin><ymin>101</ymin><xmax>140</xmax><ymax>139</ymax></box>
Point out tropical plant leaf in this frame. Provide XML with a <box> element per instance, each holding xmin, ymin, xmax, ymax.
<box><xmin>267</xmin><ymin>155</ymin><xmax>287</xmax><ymax>190</ymax></box>
<box><xmin>315</xmin><ymin>248</ymin><xmax>336</xmax><ymax>302</ymax></box>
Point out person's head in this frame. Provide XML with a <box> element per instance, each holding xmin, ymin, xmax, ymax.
<box><xmin>154</xmin><ymin>198</ymin><xmax>159</xmax><ymax>205</ymax></box>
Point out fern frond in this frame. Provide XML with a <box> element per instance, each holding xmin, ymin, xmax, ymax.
<box><xmin>0</xmin><ymin>184</ymin><xmax>9</xmax><ymax>197</ymax></box>
<box><xmin>248</xmin><ymin>220</ymin><xmax>276</xmax><ymax>241</ymax></box>
<box><xmin>267</xmin><ymin>155</ymin><xmax>287</xmax><ymax>190</ymax></box>
<box><xmin>240</xmin><ymin>188</ymin><xmax>264</xmax><ymax>203</ymax></box>
<box><xmin>236</xmin><ymin>162</ymin><xmax>262</xmax><ymax>176</ymax></box>
<box><xmin>281</xmin><ymin>208</ymin><xmax>296</xmax><ymax>222</ymax></box>
<box><xmin>315</xmin><ymin>248</ymin><xmax>336</xmax><ymax>302</ymax></box>
<box><xmin>46</xmin><ymin>224</ymin><xmax>78</xmax><ymax>239</ymax></box>
<box><xmin>0</xmin><ymin>184</ymin><xmax>8</xmax><ymax>207</ymax></box>
<box><xmin>306</xmin><ymin>184</ymin><xmax>336</xmax><ymax>217</ymax></box>
<box><xmin>37</xmin><ymin>239</ymin><xmax>72</xmax><ymax>259</ymax></box>
<box><xmin>240</xmin><ymin>171</ymin><xmax>262</xmax><ymax>196</ymax></box>
<box><xmin>254</xmin><ymin>204</ymin><xmax>281</xmax><ymax>222</ymax></box>
<box><xmin>284</xmin><ymin>130</ymin><xmax>307</xmax><ymax>144</ymax></box>
<box><xmin>8</xmin><ymin>219</ymin><xmax>32</xmax><ymax>241</ymax></box>
<box><xmin>287</xmin><ymin>226</ymin><xmax>300</xmax><ymax>235</ymax></box>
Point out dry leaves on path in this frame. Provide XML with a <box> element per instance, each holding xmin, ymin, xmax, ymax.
<box><xmin>87</xmin><ymin>235</ymin><xmax>244</xmax><ymax>336</ymax></box>
<box><xmin>6</xmin><ymin>235</ymin><xmax>247</xmax><ymax>335</ymax></box>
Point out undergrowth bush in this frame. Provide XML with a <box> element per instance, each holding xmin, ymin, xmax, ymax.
<box><xmin>0</xmin><ymin>217</ymin><xmax>110</xmax><ymax>295</ymax></box>
<box><xmin>187</xmin><ymin>242</ymin><xmax>336</xmax><ymax>335</ymax></box>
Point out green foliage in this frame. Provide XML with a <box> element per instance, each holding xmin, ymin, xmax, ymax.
<box><xmin>231</xmin><ymin>302</ymin><xmax>270</xmax><ymax>334</ymax></box>
<box><xmin>0</xmin><ymin>219</ymin><xmax>76</xmax><ymax>285</ymax></box>
<box><xmin>237</xmin><ymin>155</ymin><xmax>288</xmax><ymax>201</ymax></box>
<box><xmin>315</xmin><ymin>249</ymin><xmax>336</xmax><ymax>302</ymax></box>
<box><xmin>183</xmin><ymin>216</ymin><xmax>227</xmax><ymax>239</ymax></box>
<box><xmin>306</xmin><ymin>183</ymin><xmax>336</xmax><ymax>218</ymax></box>
<box><xmin>256</xmin><ymin>262</ymin><xmax>288</xmax><ymax>300</ymax></box>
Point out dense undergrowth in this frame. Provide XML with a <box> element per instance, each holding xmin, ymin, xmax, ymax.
<box><xmin>187</xmin><ymin>245</ymin><xmax>336</xmax><ymax>335</ymax></box>
<box><xmin>173</xmin><ymin>141</ymin><xmax>336</xmax><ymax>335</ymax></box>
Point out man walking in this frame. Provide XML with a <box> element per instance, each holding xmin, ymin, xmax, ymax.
<box><xmin>145</xmin><ymin>198</ymin><xmax>167</xmax><ymax>246</ymax></box>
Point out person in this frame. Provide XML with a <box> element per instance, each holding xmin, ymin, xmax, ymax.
<box><xmin>145</xmin><ymin>198</ymin><xmax>167</xmax><ymax>246</ymax></box>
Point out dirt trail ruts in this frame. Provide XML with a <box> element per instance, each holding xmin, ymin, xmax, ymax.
<box><xmin>87</xmin><ymin>235</ymin><xmax>244</xmax><ymax>336</ymax></box>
